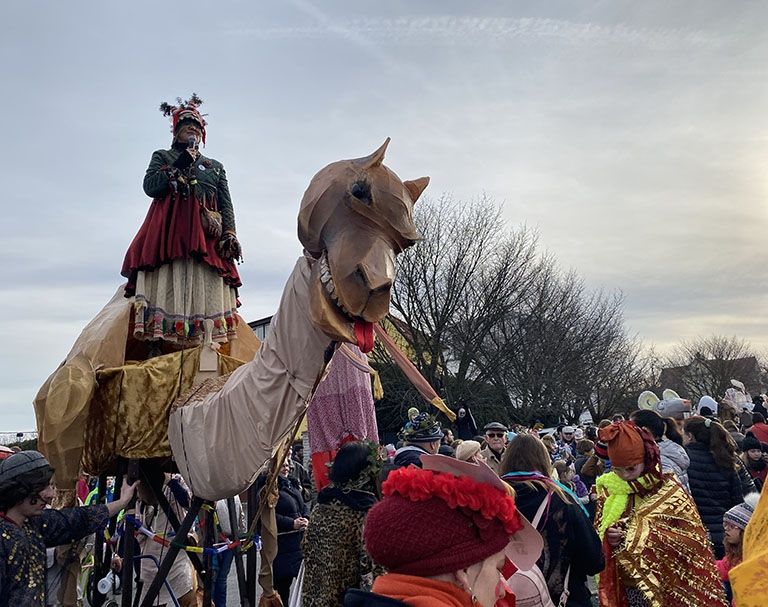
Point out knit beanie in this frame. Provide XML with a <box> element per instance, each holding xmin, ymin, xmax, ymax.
<box><xmin>598</xmin><ymin>421</ymin><xmax>646</xmax><ymax>467</ymax></box>
<box><xmin>364</xmin><ymin>467</ymin><xmax>522</xmax><ymax>577</ymax></box>
<box><xmin>724</xmin><ymin>493</ymin><xmax>760</xmax><ymax>530</ymax></box>
<box><xmin>594</xmin><ymin>441</ymin><xmax>609</xmax><ymax>460</ymax></box>
<box><xmin>455</xmin><ymin>440</ymin><xmax>482</xmax><ymax>462</ymax></box>
<box><xmin>743</xmin><ymin>435</ymin><xmax>762</xmax><ymax>452</ymax></box>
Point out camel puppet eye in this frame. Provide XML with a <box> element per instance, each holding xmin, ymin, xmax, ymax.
<box><xmin>350</xmin><ymin>179</ymin><xmax>373</xmax><ymax>206</ymax></box>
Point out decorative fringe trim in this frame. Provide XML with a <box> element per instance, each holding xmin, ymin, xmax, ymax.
<box><xmin>372</xmin><ymin>369</ymin><xmax>384</xmax><ymax>400</ymax></box>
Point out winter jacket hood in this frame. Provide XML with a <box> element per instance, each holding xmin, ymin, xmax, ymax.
<box><xmin>658</xmin><ymin>438</ymin><xmax>691</xmax><ymax>492</ymax></box>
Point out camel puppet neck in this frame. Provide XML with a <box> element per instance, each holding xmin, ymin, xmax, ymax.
<box><xmin>168</xmin><ymin>255</ymin><xmax>336</xmax><ymax>500</ymax></box>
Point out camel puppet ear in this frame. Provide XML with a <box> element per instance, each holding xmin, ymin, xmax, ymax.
<box><xmin>403</xmin><ymin>177</ymin><xmax>430</xmax><ymax>203</ymax></box>
<box><xmin>360</xmin><ymin>138</ymin><xmax>391</xmax><ymax>169</ymax></box>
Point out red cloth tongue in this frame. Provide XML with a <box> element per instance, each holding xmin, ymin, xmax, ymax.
<box><xmin>354</xmin><ymin>320</ymin><xmax>375</xmax><ymax>353</ymax></box>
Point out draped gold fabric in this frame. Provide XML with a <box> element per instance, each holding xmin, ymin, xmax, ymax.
<box><xmin>609</xmin><ymin>477</ymin><xmax>727</xmax><ymax>606</ymax></box>
<box><xmin>82</xmin><ymin>347</ymin><xmax>247</xmax><ymax>475</ymax></box>
<box><xmin>731</xmin><ymin>490</ymin><xmax>768</xmax><ymax>606</ymax></box>
<box><xmin>33</xmin><ymin>284</ymin><xmax>260</xmax><ymax>486</ymax></box>
<box><xmin>34</xmin><ymin>287</ymin><xmax>132</xmax><ymax>488</ymax></box>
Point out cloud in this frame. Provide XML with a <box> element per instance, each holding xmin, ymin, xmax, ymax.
<box><xmin>232</xmin><ymin>16</ymin><xmax>725</xmax><ymax>51</ymax></box>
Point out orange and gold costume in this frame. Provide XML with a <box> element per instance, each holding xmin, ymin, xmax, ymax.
<box><xmin>596</xmin><ymin>473</ymin><xmax>727</xmax><ymax>607</ymax></box>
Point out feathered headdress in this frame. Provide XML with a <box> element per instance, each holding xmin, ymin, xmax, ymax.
<box><xmin>159</xmin><ymin>93</ymin><xmax>207</xmax><ymax>144</ymax></box>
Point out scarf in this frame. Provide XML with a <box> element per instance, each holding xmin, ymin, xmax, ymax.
<box><xmin>501</xmin><ymin>470</ymin><xmax>589</xmax><ymax>517</ymax></box>
<box><xmin>595</xmin><ymin>472</ymin><xmax>662</xmax><ymax>538</ymax></box>
<box><xmin>372</xmin><ymin>573</ymin><xmax>474</xmax><ymax>607</ymax></box>
<box><xmin>317</xmin><ymin>486</ymin><xmax>377</xmax><ymax>512</ymax></box>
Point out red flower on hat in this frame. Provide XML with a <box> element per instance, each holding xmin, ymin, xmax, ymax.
<box><xmin>383</xmin><ymin>467</ymin><xmax>523</xmax><ymax>535</ymax></box>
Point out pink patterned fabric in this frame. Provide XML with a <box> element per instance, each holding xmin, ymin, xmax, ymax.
<box><xmin>307</xmin><ymin>345</ymin><xmax>379</xmax><ymax>455</ymax></box>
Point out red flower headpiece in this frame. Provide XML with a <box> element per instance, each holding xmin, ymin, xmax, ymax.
<box><xmin>159</xmin><ymin>93</ymin><xmax>207</xmax><ymax>145</ymax></box>
<box><xmin>382</xmin><ymin>466</ymin><xmax>522</xmax><ymax>535</ymax></box>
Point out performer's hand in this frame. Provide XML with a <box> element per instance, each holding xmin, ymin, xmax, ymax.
<box><xmin>217</xmin><ymin>232</ymin><xmax>242</xmax><ymax>262</ymax></box>
<box><xmin>293</xmin><ymin>517</ymin><xmax>309</xmax><ymax>530</ymax></box>
<box><xmin>606</xmin><ymin>526</ymin><xmax>623</xmax><ymax>548</ymax></box>
<box><xmin>110</xmin><ymin>555</ymin><xmax>123</xmax><ymax>572</ymax></box>
<box><xmin>106</xmin><ymin>477</ymin><xmax>138</xmax><ymax>517</ymax></box>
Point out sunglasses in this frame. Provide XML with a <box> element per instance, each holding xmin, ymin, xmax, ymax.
<box><xmin>486</xmin><ymin>432</ymin><xmax>506</xmax><ymax>438</ymax></box>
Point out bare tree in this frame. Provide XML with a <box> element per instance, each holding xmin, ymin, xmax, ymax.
<box><xmin>478</xmin><ymin>261</ymin><xmax>641</xmax><ymax>424</ymax></box>
<box><xmin>375</xmin><ymin>193</ymin><xmax>643</xmax><ymax>430</ymax></box>
<box><xmin>372</xmin><ymin>195</ymin><xmax>539</xmax><ymax>429</ymax></box>
<box><xmin>389</xmin><ymin>196</ymin><xmax>537</xmax><ymax>382</ymax></box>
<box><xmin>664</xmin><ymin>335</ymin><xmax>760</xmax><ymax>401</ymax></box>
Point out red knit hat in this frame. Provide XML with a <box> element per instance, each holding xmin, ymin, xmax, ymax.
<box><xmin>160</xmin><ymin>94</ymin><xmax>207</xmax><ymax>145</ymax></box>
<box><xmin>364</xmin><ymin>466</ymin><xmax>523</xmax><ymax>577</ymax></box>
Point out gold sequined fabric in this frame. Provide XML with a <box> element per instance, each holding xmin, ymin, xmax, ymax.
<box><xmin>609</xmin><ymin>477</ymin><xmax>727</xmax><ymax>606</ymax></box>
<box><xmin>82</xmin><ymin>347</ymin><xmax>246</xmax><ymax>474</ymax></box>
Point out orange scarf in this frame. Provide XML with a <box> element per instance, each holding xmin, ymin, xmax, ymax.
<box><xmin>372</xmin><ymin>573</ymin><xmax>474</xmax><ymax>607</ymax></box>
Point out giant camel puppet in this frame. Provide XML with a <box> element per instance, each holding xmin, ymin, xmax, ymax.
<box><xmin>33</xmin><ymin>138</ymin><xmax>430</xmax><ymax>605</ymax></box>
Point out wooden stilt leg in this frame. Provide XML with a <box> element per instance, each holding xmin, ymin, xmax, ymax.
<box><xmin>246</xmin><ymin>484</ymin><xmax>258</xmax><ymax>605</ymax></box>
<box><xmin>228</xmin><ymin>497</ymin><xmax>250</xmax><ymax>607</ymax></box>
<box><xmin>140</xmin><ymin>496</ymin><xmax>203</xmax><ymax>607</ymax></box>
<box><xmin>121</xmin><ymin>460</ymin><xmax>140</xmax><ymax>607</ymax></box>
<box><xmin>202</xmin><ymin>504</ymin><xmax>215</xmax><ymax>607</ymax></box>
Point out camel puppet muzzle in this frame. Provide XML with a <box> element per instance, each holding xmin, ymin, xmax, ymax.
<box><xmin>298</xmin><ymin>138</ymin><xmax>428</xmax><ymax>350</ymax></box>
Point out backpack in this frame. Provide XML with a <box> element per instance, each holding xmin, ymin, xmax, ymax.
<box><xmin>507</xmin><ymin>492</ymin><xmax>571</xmax><ymax>607</ymax></box>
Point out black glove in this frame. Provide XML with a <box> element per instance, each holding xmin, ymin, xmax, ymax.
<box><xmin>172</xmin><ymin>150</ymin><xmax>195</xmax><ymax>170</ymax></box>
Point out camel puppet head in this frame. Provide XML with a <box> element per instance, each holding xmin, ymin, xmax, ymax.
<box><xmin>298</xmin><ymin>138</ymin><xmax>428</xmax><ymax>349</ymax></box>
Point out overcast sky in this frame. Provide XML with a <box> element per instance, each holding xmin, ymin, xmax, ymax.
<box><xmin>2</xmin><ymin>1</ymin><xmax>768</xmax><ymax>431</ymax></box>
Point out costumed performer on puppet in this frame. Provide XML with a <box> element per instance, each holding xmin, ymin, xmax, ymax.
<box><xmin>594</xmin><ymin>420</ymin><xmax>727</xmax><ymax>606</ymax></box>
<box><xmin>121</xmin><ymin>94</ymin><xmax>242</xmax><ymax>349</ymax></box>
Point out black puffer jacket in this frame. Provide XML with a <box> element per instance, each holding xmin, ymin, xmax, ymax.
<box><xmin>254</xmin><ymin>473</ymin><xmax>309</xmax><ymax>580</ymax></box>
<box><xmin>686</xmin><ymin>442</ymin><xmax>743</xmax><ymax>557</ymax></box>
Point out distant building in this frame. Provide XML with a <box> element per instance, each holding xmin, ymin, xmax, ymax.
<box><xmin>659</xmin><ymin>356</ymin><xmax>765</xmax><ymax>399</ymax></box>
<box><xmin>0</xmin><ymin>431</ymin><xmax>38</xmax><ymax>446</ymax></box>
<box><xmin>248</xmin><ymin>315</ymin><xmax>273</xmax><ymax>342</ymax></box>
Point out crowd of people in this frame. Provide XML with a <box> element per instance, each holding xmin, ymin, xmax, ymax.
<box><xmin>3</xmin><ymin>396</ymin><xmax>768</xmax><ymax>606</ymax></box>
